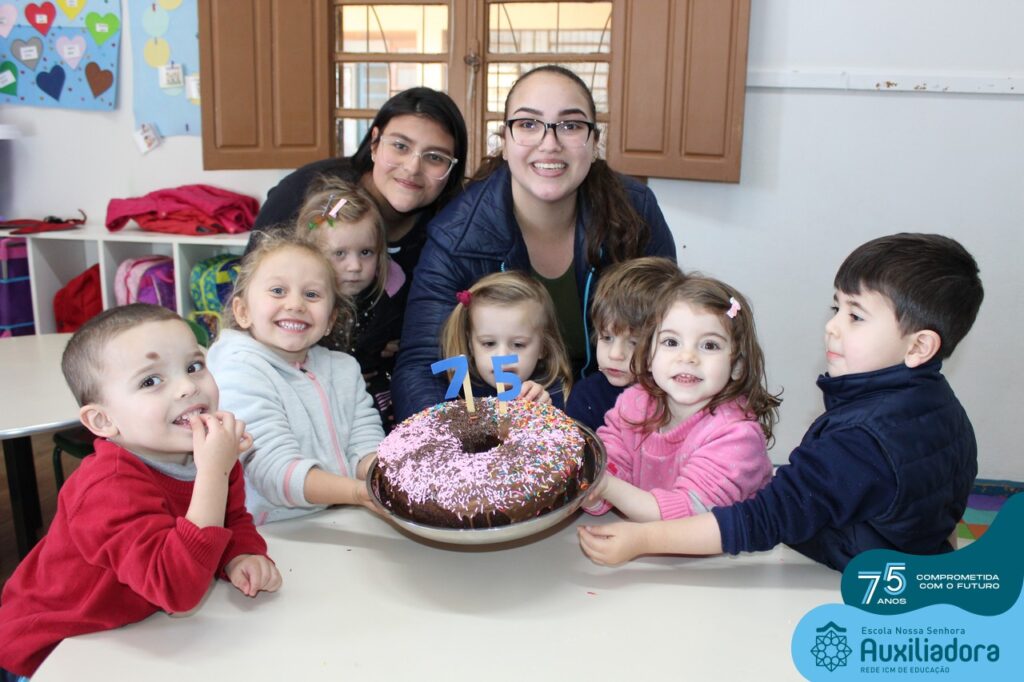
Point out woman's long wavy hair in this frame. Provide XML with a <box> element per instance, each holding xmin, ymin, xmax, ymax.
<box><xmin>473</xmin><ymin>65</ymin><xmax>652</xmax><ymax>267</ymax></box>
<box><xmin>440</xmin><ymin>271</ymin><xmax>573</xmax><ymax>394</ymax></box>
<box><xmin>631</xmin><ymin>275</ymin><xmax>782</xmax><ymax>444</ymax></box>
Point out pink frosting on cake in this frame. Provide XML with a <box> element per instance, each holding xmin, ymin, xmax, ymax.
<box><xmin>377</xmin><ymin>398</ymin><xmax>584</xmax><ymax>523</ymax></box>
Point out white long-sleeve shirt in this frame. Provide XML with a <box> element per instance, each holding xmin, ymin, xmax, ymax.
<box><xmin>207</xmin><ymin>329</ymin><xmax>384</xmax><ymax>524</ymax></box>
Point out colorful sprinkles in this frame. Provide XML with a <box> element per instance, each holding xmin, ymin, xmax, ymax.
<box><xmin>377</xmin><ymin>398</ymin><xmax>585</xmax><ymax>521</ymax></box>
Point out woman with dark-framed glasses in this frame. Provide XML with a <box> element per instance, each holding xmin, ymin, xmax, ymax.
<box><xmin>393</xmin><ymin>65</ymin><xmax>676</xmax><ymax>421</ymax></box>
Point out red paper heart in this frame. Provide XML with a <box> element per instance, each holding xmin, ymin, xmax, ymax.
<box><xmin>85</xmin><ymin>62</ymin><xmax>113</xmax><ymax>98</ymax></box>
<box><xmin>25</xmin><ymin>2</ymin><xmax>56</xmax><ymax>37</ymax></box>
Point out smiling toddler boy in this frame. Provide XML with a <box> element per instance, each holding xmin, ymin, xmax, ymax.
<box><xmin>0</xmin><ymin>304</ymin><xmax>280</xmax><ymax>678</ymax></box>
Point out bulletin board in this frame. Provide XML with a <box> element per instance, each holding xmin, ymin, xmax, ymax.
<box><xmin>0</xmin><ymin>0</ymin><xmax>121</xmax><ymax>110</ymax></box>
<box><xmin>131</xmin><ymin>0</ymin><xmax>200</xmax><ymax>137</ymax></box>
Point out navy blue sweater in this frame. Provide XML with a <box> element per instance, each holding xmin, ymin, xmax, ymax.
<box><xmin>712</xmin><ymin>361</ymin><xmax>977</xmax><ymax>571</ymax></box>
<box><xmin>392</xmin><ymin>163</ymin><xmax>676</xmax><ymax>421</ymax></box>
<box><xmin>565</xmin><ymin>372</ymin><xmax>625</xmax><ymax>432</ymax></box>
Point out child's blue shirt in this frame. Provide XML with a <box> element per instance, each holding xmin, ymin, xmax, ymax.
<box><xmin>565</xmin><ymin>371</ymin><xmax>626</xmax><ymax>431</ymax></box>
<box><xmin>712</xmin><ymin>360</ymin><xmax>977</xmax><ymax>571</ymax></box>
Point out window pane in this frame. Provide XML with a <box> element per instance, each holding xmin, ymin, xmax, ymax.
<box><xmin>337</xmin><ymin>5</ymin><xmax>449</xmax><ymax>54</ymax></box>
<box><xmin>486</xmin><ymin>62</ymin><xmax>608</xmax><ymax>115</ymax></box>
<box><xmin>336</xmin><ymin>118</ymin><xmax>374</xmax><ymax>157</ymax></box>
<box><xmin>489</xmin><ymin>3</ymin><xmax>611</xmax><ymax>54</ymax></box>
<box><xmin>337</xmin><ymin>62</ymin><xmax>448</xmax><ymax>110</ymax></box>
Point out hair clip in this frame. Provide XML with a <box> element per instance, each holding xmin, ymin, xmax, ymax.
<box><xmin>307</xmin><ymin>194</ymin><xmax>346</xmax><ymax>231</ymax></box>
<box><xmin>327</xmin><ymin>197</ymin><xmax>348</xmax><ymax>219</ymax></box>
<box><xmin>456</xmin><ymin>290</ymin><xmax>472</xmax><ymax>307</ymax></box>
<box><xmin>726</xmin><ymin>297</ymin><xmax>741</xmax><ymax>319</ymax></box>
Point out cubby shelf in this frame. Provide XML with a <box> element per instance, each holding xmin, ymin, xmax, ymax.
<box><xmin>24</xmin><ymin>223</ymin><xmax>249</xmax><ymax>333</ymax></box>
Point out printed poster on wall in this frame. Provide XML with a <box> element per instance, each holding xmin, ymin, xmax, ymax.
<box><xmin>131</xmin><ymin>0</ymin><xmax>200</xmax><ymax>137</ymax></box>
<box><xmin>0</xmin><ymin>0</ymin><xmax>121</xmax><ymax>110</ymax></box>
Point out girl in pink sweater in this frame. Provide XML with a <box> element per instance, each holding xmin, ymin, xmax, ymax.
<box><xmin>584</xmin><ymin>276</ymin><xmax>781</xmax><ymax>521</ymax></box>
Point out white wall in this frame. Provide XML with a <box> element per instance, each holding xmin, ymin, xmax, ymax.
<box><xmin>654</xmin><ymin>0</ymin><xmax>1024</xmax><ymax>479</ymax></box>
<box><xmin>2</xmin><ymin>1</ymin><xmax>1022</xmax><ymax>479</ymax></box>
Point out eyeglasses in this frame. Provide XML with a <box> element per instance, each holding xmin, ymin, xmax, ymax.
<box><xmin>375</xmin><ymin>135</ymin><xmax>458</xmax><ymax>181</ymax></box>
<box><xmin>505</xmin><ymin>118</ymin><xmax>596</xmax><ymax>148</ymax></box>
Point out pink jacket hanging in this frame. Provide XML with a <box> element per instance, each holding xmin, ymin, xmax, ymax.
<box><xmin>106</xmin><ymin>184</ymin><xmax>259</xmax><ymax>236</ymax></box>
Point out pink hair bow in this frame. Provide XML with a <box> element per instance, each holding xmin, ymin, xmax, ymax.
<box><xmin>455</xmin><ymin>290</ymin><xmax>472</xmax><ymax>307</ymax></box>
<box><xmin>726</xmin><ymin>297</ymin><xmax>741</xmax><ymax>319</ymax></box>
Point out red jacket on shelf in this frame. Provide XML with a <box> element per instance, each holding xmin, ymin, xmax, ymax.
<box><xmin>106</xmin><ymin>184</ymin><xmax>259</xmax><ymax>236</ymax></box>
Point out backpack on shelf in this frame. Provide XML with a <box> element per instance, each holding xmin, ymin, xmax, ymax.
<box><xmin>188</xmin><ymin>253</ymin><xmax>241</xmax><ymax>338</ymax></box>
<box><xmin>114</xmin><ymin>255</ymin><xmax>176</xmax><ymax>311</ymax></box>
<box><xmin>53</xmin><ymin>264</ymin><xmax>102</xmax><ymax>333</ymax></box>
<box><xmin>0</xmin><ymin>237</ymin><xmax>35</xmax><ymax>337</ymax></box>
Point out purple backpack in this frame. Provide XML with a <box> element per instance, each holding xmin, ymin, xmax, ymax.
<box><xmin>0</xmin><ymin>237</ymin><xmax>35</xmax><ymax>337</ymax></box>
<box><xmin>115</xmin><ymin>255</ymin><xmax>176</xmax><ymax>310</ymax></box>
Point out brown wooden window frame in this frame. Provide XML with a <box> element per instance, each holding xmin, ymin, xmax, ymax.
<box><xmin>200</xmin><ymin>0</ymin><xmax>750</xmax><ymax>182</ymax></box>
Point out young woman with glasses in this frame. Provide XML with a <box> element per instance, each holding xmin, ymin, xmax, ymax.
<box><xmin>393</xmin><ymin>65</ymin><xmax>677</xmax><ymax>421</ymax></box>
<box><xmin>249</xmin><ymin>87</ymin><xmax>468</xmax><ymax>284</ymax></box>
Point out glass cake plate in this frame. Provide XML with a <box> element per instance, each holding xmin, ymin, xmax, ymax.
<box><xmin>366</xmin><ymin>421</ymin><xmax>607</xmax><ymax>545</ymax></box>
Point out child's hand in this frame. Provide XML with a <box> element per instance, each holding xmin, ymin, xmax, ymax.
<box><xmin>191</xmin><ymin>411</ymin><xmax>247</xmax><ymax>476</ymax></box>
<box><xmin>517</xmin><ymin>380</ymin><xmax>551</xmax><ymax>404</ymax></box>
<box><xmin>380</xmin><ymin>339</ymin><xmax>400</xmax><ymax>358</ymax></box>
<box><xmin>355</xmin><ymin>478</ymin><xmax>384</xmax><ymax>515</ymax></box>
<box><xmin>225</xmin><ymin>554</ymin><xmax>282</xmax><ymax>597</ymax></box>
<box><xmin>583</xmin><ymin>474</ymin><xmax>610</xmax><ymax>508</ymax></box>
<box><xmin>578</xmin><ymin>522</ymin><xmax>648</xmax><ymax>566</ymax></box>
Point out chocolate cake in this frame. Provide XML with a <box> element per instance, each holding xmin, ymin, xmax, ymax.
<box><xmin>376</xmin><ymin>398</ymin><xmax>586</xmax><ymax>528</ymax></box>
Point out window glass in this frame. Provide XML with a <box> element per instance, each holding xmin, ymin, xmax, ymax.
<box><xmin>486</xmin><ymin>62</ymin><xmax>609</xmax><ymax>115</ymax></box>
<box><xmin>337</xmin><ymin>4</ymin><xmax>449</xmax><ymax>54</ymax></box>
<box><xmin>336</xmin><ymin>62</ymin><xmax>448</xmax><ymax>110</ymax></box>
<box><xmin>336</xmin><ymin>118</ymin><xmax>374</xmax><ymax>157</ymax></box>
<box><xmin>489</xmin><ymin>2</ymin><xmax>612</xmax><ymax>54</ymax></box>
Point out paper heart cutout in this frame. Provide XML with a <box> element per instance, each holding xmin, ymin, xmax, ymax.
<box><xmin>55</xmin><ymin>0</ymin><xmax>84</xmax><ymax>22</ymax></box>
<box><xmin>25</xmin><ymin>1</ymin><xmax>56</xmax><ymax>37</ymax></box>
<box><xmin>85</xmin><ymin>11</ymin><xmax>121</xmax><ymax>46</ymax></box>
<box><xmin>0</xmin><ymin>4</ymin><xmax>17</xmax><ymax>40</ymax></box>
<box><xmin>85</xmin><ymin>61</ymin><xmax>113</xmax><ymax>97</ymax></box>
<box><xmin>55</xmin><ymin>35</ymin><xmax>86</xmax><ymax>69</ymax></box>
<box><xmin>36</xmin><ymin>64</ymin><xmax>65</xmax><ymax>100</ymax></box>
<box><xmin>0</xmin><ymin>60</ymin><xmax>17</xmax><ymax>96</ymax></box>
<box><xmin>12</xmin><ymin>37</ymin><xmax>43</xmax><ymax>71</ymax></box>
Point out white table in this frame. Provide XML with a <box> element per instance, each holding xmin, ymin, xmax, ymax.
<box><xmin>0</xmin><ymin>333</ymin><xmax>78</xmax><ymax>556</ymax></box>
<box><xmin>35</xmin><ymin>507</ymin><xmax>840</xmax><ymax>680</ymax></box>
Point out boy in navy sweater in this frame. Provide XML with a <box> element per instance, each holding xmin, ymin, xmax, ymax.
<box><xmin>566</xmin><ymin>257</ymin><xmax>683</xmax><ymax>430</ymax></box>
<box><xmin>579</xmin><ymin>233</ymin><xmax>983</xmax><ymax>571</ymax></box>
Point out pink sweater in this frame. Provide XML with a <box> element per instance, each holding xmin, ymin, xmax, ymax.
<box><xmin>588</xmin><ymin>385</ymin><xmax>773</xmax><ymax>519</ymax></box>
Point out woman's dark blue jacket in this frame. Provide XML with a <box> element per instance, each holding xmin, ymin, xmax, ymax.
<box><xmin>392</xmin><ymin>163</ymin><xmax>676</xmax><ymax>420</ymax></box>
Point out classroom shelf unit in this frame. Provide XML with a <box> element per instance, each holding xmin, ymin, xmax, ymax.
<box><xmin>24</xmin><ymin>223</ymin><xmax>249</xmax><ymax>333</ymax></box>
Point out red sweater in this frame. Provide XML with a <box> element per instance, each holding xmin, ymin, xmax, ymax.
<box><xmin>0</xmin><ymin>440</ymin><xmax>269</xmax><ymax>676</ymax></box>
